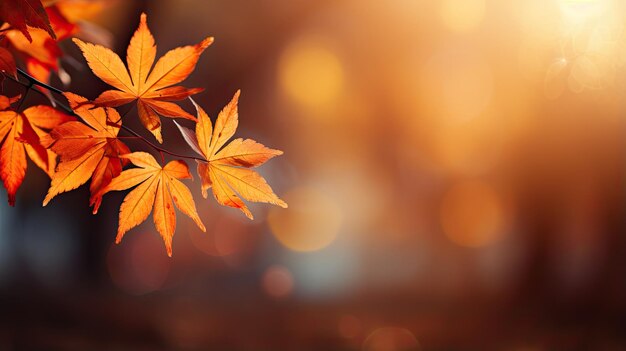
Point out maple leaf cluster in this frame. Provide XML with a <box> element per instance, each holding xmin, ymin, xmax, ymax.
<box><xmin>0</xmin><ymin>1</ymin><xmax>287</xmax><ymax>256</ymax></box>
<box><xmin>1</xmin><ymin>0</ymin><xmax>109</xmax><ymax>86</ymax></box>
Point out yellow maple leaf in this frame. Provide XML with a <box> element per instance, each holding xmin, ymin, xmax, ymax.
<box><xmin>73</xmin><ymin>13</ymin><xmax>213</xmax><ymax>143</ymax></box>
<box><xmin>186</xmin><ymin>91</ymin><xmax>287</xmax><ymax>219</ymax></box>
<box><xmin>96</xmin><ymin>151</ymin><xmax>206</xmax><ymax>256</ymax></box>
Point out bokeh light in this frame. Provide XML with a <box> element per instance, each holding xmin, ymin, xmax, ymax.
<box><xmin>278</xmin><ymin>35</ymin><xmax>345</xmax><ymax>110</ymax></box>
<box><xmin>559</xmin><ymin>0</ymin><xmax>609</xmax><ymax>23</ymax></box>
<box><xmin>189</xmin><ymin>214</ymin><xmax>252</xmax><ymax>259</ymax></box>
<box><xmin>2</xmin><ymin>0</ymin><xmax>626</xmax><ymax>349</ymax></box>
<box><xmin>107</xmin><ymin>231</ymin><xmax>172</xmax><ymax>295</ymax></box>
<box><xmin>440</xmin><ymin>180</ymin><xmax>506</xmax><ymax>248</ymax></box>
<box><xmin>262</xmin><ymin>265</ymin><xmax>294</xmax><ymax>299</ymax></box>
<box><xmin>532</xmin><ymin>0</ymin><xmax>626</xmax><ymax>96</ymax></box>
<box><xmin>440</xmin><ymin>0</ymin><xmax>486</xmax><ymax>33</ymax></box>
<box><xmin>419</xmin><ymin>47</ymin><xmax>493</xmax><ymax>124</ymax></box>
<box><xmin>362</xmin><ymin>327</ymin><xmax>420</xmax><ymax>351</ymax></box>
<box><xmin>268</xmin><ymin>187</ymin><xmax>342</xmax><ymax>252</ymax></box>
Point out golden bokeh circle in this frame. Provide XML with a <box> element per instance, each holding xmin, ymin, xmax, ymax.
<box><xmin>262</xmin><ymin>265</ymin><xmax>294</xmax><ymax>298</ymax></box>
<box><xmin>362</xmin><ymin>327</ymin><xmax>420</xmax><ymax>351</ymax></box>
<box><xmin>278</xmin><ymin>36</ymin><xmax>345</xmax><ymax>109</ymax></box>
<box><xmin>440</xmin><ymin>181</ymin><xmax>505</xmax><ymax>248</ymax></box>
<box><xmin>440</xmin><ymin>0</ymin><xmax>486</xmax><ymax>33</ymax></box>
<box><xmin>268</xmin><ymin>187</ymin><xmax>342</xmax><ymax>252</ymax></box>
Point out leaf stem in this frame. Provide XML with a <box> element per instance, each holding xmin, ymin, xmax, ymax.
<box><xmin>16</xmin><ymin>81</ymin><xmax>33</xmax><ymax>111</ymax></box>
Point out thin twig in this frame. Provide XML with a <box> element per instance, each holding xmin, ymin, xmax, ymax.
<box><xmin>115</xmin><ymin>136</ymin><xmax>142</xmax><ymax>140</ymax></box>
<box><xmin>16</xmin><ymin>82</ymin><xmax>32</xmax><ymax>111</ymax></box>
<box><xmin>17</xmin><ymin>68</ymin><xmax>65</xmax><ymax>96</ymax></box>
<box><xmin>120</xmin><ymin>124</ymin><xmax>207</xmax><ymax>162</ymax></box>
<box><xmin>6</xmin><ymin>74</ymin><xmax>75</xmax><ymax>114</ymax></box>
<box><xmin>8</xmin><ymin>69</ymin><xmax>208</xmax><ymax>163</ymax></box>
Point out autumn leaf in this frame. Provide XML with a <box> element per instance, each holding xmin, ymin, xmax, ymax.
<box><xmin>0</xmin><ymin>47</ymin><xmax>17</xmax><ymax>78</ymax></box>
<box><xmin>0</xmin><ymin>95</ymin><xmax>20</xmax><ymax>110</ymax></box>
<box><xmin>4</xmin><ymin>26</ymin><xmax>62</xmax><ymax>81</ymax></box>
<box><xmin>0</xmin><ymin>0</ymin><xmax>56</xmax><ymax>42</ymax></box>
<box><xmin>51</xmin><ymin>0</ymin><xmax>114</xmax><ymax>48</ymax></box>
<box><xmin>96</xmin><ymin>152</ymin><xmax>206</xmax><ymax>256</ymax></box>
<box><xmin>73</xmin><ymin>13</ymin><xmax>213</xmax><ymax>143</ymax></box>
<box><xmin>0</xmin><ymin>98</ymin><xmax>74</xmax><ymax>205</ymax></box>
<box><xmin>50</xmin><ymin>0</ymin><xmax>107</xmax><ymax>22</ymax></box>
<box><xmin>3</xmin><ymin>2</ymin><xmax>80</xmax><ymax>86</ymax></box>
<box><xmin>43</xmin><ymin>92</ymin><xmax>130</xmax><ymax>209</ymax></box>
<box><xmin>177</xmin><ymin>91</ymin><xmax>287</xmax><ymax>219</ymax></box>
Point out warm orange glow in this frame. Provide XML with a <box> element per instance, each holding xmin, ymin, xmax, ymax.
<box><xmin>268</xmin><ymin>187</ymin><xmax>341</xmax><ymax>252</ymax></box>
<box><xmin>3</xmin><ymin>1</ymin><xmax>624</xmax><ymax>348</ymax></box>
<box><xmin>559</xmin><ymin>0</ymin><xmax>608</xmax><ymax>23</ymax></box>
<box><xmin>278</xmin><ymin>36</ymin><xmax>344</xmax><ymax>109</ymax></box>
<box><xmin>532</xmin><ymin>0</ymin><xmax>624</xmax><ymax>96</ymax></box>
<box><xmin>440</xmin><ymin>181</ymin><xmax>505</xmax><ymax>248</ymax></box>
<box><xmin>419</xmin><ymin>48</ymin><xmax>493</xmax><ymax>124</ymax></box>
<box><xmin>426</xmin><ymin>117</ymin><xmax>502</xmax><ymax>175</ymax></box>
<box><xmin>55</xmin><ymin>0</ymin><xmax>107</xmax><ymax>22</ymax></box>
<box><xmin>440</xmin><ymin>0</ymin><xmax>486</xmax><ymax>33</ymax></box>
<box><xmin>4</xmin><ymin>27</ymin><xmax>57</xmax><ymax>65</ymax></box>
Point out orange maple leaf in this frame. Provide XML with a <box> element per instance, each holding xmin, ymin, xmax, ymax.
<box><xmin>0</xmin><ymin>0</ymin><xmax>56</xmax><ymax>42</ymax></box>
<box><xmin>0</xmin><ymin>47</ymin><xmax>17</xmax><ymax>78</ymax></box>
<box><xmin>48</xmin><ymin>0</ymin><xmax>108</xmax><ymax>22</ymax></box>
<box><xmin>2</xmin><ymin>1</ymin><xmax>79</xmax><ymax>84</ymax></box>
<box><xmin>42</xmin><ymin>92</ymin><xmax>130</xmax><ymax>208</ymax></box>
<box><xmin>177</xmin><ymin>91</ymin><xmax>287</xmax><ymax>219</ymax></box>
<box><xmin>0</xmin><ymin>95</ymin><xmax>20</xmax><ymax>110</ymax></box>
<box><xmin>0</xmin><ymin>96</ymin><xmax>74</xmax><ymax>205</ymax></box>
<box><xmin>73</xmin><ymin>13</ymin><xmax>213</xmax><ymax>143</ymax></box>
<box><xmin>95</xmin><ymin>152</ymin><xmax>206</xmax><ymax>256</ymax></box>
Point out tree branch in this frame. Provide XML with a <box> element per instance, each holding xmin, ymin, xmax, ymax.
<box><xmin>8</xmin><ymin>70</ymin><xmax>208</xmax><ymax>163</ymax></box>
<box><xmin>119</xmin><ymin>124</ymin><xmax>207</xmax><ymax>162</ymax></box>
<box><xmin>17</xmin><ymin>68</ymin><xmax>65</xmax><ymax>96</ymax></box>
<box><xmin>15</xmin><ymin>81</ymin><xmax>32</xmax><ymax>111</ymax></box>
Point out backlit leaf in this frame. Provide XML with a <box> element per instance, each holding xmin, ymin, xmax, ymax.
<box><xmin>0</xmin><ymin>99</ymin><xmax>73</xmax><ymax>205</ymax></box>
<box><xmin>0</xmin><ymin>0</ymin><xmax>55</xmax><ymax>42</ymax></box>
<box><xmin>43</xmin><ymin>93</ymin><xmax>129</xmax><ymax>208</ymax></box>
<box><xmin>176</xmin><ymin>91</ymin><xmax>287</xmax><ymax>219</ymax></box>
<box><xmin>97</xmin><ymin>152</ymin><xmax>206</xmax><ymax>256</ymax></box>
<box><xmin>73</xmin><ymin>13</ymin><xmax>213</xmax><ymax>142</ymax></box>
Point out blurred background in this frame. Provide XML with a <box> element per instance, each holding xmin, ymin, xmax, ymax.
<box><xmin>1</xmin><ymin>0</ymin><xmax>626</xmax><ymax>349</ymax></box>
